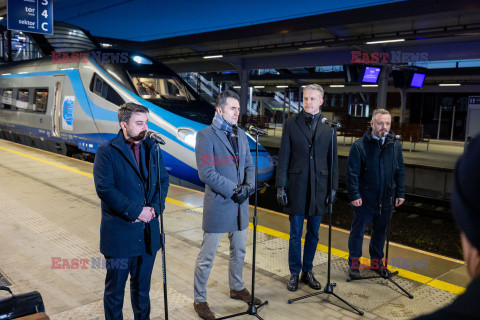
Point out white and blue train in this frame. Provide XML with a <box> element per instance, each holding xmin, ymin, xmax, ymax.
<box><xmin>0</xmin><ymin>48</ymin><xmax>274</xmax><ymax>186</ymax></box>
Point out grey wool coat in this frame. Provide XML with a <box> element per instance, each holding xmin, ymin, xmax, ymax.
<box><xmin>195</xmin><ymin>125</ymin><xmax>255</xmax><ymax>233</ymax></box>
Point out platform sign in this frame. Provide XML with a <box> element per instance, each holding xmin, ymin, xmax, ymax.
<box><xmin>465</xmin><ymin>96</ymin><xmax>480</xmax><ymax>143</ymax></box>
<box><xmin>7</xmin><ymin>0</ymin><xmax>53</xmax><ymax>35</ymax></box>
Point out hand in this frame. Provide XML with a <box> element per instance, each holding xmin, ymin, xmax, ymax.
<box><xmin>351</xmin><ymin>198</ymin><xmax>362</xmax><ymax>207</ymax></box>
<box><xmin>232</xmin><ymin>185</ymin><xmax>249</xmax><ymax>204</ymax></box>
<box><xmin>277</xmin><ymin>187</ymin><xmax>288</xmax><ymax>206</ymax></box>
<box><xmin>325</xmin><ymin>189</ymin><xmax>337</xmax><ymax>205</ymax></box>
<box><xmin>137</xmin><ymin>206</ymin><xmax>155</xmax><ymax>222</ymax></box>
<box><xmin>395</xmin><ymin>198</ymin><xmax>405</xmax><ymax>207</ymax></box>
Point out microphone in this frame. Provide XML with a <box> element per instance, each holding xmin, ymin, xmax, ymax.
<box><xmin>245</xmin><ymin>124</ymin><xmax>268</xmax><ymax>136</ymax></box>
<box><xmin>384</xmin><ymin>132</ymin><xmax>402</xmax><ymax>140</ymax></box>
<box><xmin>146</xmin><ymin>131</ymin><xmax>166</xmax><ymax>145</ymax></box>
<box><xmin>321</xmin><ymin>118</ymin><xmax>342</xmax><ymax>129</ymax></box>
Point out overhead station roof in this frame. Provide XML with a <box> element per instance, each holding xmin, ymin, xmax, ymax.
<box><xmin>96</xmin><ymin>0</ymin><xmax>480</xmax><ymax>73</ymax></box>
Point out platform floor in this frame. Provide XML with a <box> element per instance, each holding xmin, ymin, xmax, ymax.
<box><xmin>0</xmin><ymin>139</ymin><xmax>469</xmax><ymax>320</ymax></box>
<box><xmin>261</xmin><ymin>127</ymin><xmax>464</xmax><ymax>169</ymax></box>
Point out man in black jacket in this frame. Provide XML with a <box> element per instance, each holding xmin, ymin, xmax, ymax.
<box><xmin>413</xmin><ymin>135</ymin><xmax>480</xmax><ymax>319</ymax></box>
<box><xmin>346</xmin><ymin>108</ymin><xmax>405</xmax><ymax>279</ymax></box>
<box><xmin>276</xmin><ymin>84</ymin><xmax>338</xmax><ymax>291</ymax></box>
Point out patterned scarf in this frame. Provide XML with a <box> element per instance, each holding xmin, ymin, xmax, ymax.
<box><xmin>212</xmin><ymin>111</ymin><xmax>234</xmax><ymax>134</ymax></box>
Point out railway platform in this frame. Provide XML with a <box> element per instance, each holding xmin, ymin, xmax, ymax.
<box><xmin>0</xmin><ymin>138</ymin><xmax>468</xmax><ymax>320</ymax></box>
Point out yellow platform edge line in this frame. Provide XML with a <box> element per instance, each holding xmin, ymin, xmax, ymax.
<box><xmin>0</xmin><ymin>144</ymin><xmax>466</xmax><ymax>295</ymax></box>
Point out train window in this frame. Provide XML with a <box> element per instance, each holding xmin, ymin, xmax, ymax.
<box><xmin>33</xmin><ymin>89</ymin><xmax>48</xmax><ymax>113</ymax></box>
<box><xmin>1</xmin><ymin>89</ymin><xmax>13</xmax><ymax>109</ymax></box>
<box><xmin>16</xmin><ymin>89</ymin><xmax>30</xmax><ymax>110</ymax></box>
<box><xmin>90</xmin><ymin>73</ymin><xmax>125</xmax><ymax>106</ymax></box>
<box><xmin>132</xmin><ymin>76</ymin><xmax>195</xmax><ymax>101</ymax></box>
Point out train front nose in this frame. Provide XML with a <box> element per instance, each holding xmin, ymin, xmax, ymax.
<box><xmin>254</xmin><ymin>150</ymin><xmax>274</xmax><ymax>183</ymax></box>
<box><xmin>247</xmin><ymin>136</ymin><xmax>274</xmax><ymax>184</ymax></box>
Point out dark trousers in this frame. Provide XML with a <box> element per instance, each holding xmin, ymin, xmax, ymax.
<box><xmin>348</xmin><ymin>207</ymin><xmax>391</xmax><ymax>268</ymax></box>
<box><xmin>104</xmin><ymin>253</ymin><xmax>156</xmax><ymax>320</ymax></box>
<box><xmin>289</xmin><ymin>214</ymin><xmax>323</xmax><ymax>275</ymax></box>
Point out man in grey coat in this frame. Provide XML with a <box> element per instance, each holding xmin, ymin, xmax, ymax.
<box><xmin>193</xmin><ymin>90</ymin><xmax>262</xmax><ymax>320</ymax></box>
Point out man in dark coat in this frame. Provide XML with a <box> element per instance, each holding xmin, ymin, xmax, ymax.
<box><xmin>413</xmin><ymin>135</ymin><xmax>480</xmax><ymax>319</ymax></box>
<box><xmin>346</xmin><ymin>108</ymin><xmax>405</xmax><ymax>279</ymax></box>
<box><xmin>276</xmin><ymin>84</ymin><xmax>338</xmax><ymax>292</ymax></box>
<box><xmin>193</xmin><ymin>90</ymin><xmax>261</xmax><ymax>320</ymax></box>
<box><xmin>93</xmin><ymin>102</ymin><xmax>169</xmax><ymax>320</ymax></box>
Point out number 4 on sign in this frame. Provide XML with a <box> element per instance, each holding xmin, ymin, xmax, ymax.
<box><xmin>42</xmin><ymin>10</ymin><xmax>48</xmax><ymax>18</ymax></box>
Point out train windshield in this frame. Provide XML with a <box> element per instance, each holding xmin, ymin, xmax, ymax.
<box><xmin>132</xmin><ymin>76</ymin><xmax>195</xmax><ymax>102</ymax></box>
<box><xmin>130</xmin><ymin>74</ymin><xmax>215</xmax><ymax>125</ymax></box>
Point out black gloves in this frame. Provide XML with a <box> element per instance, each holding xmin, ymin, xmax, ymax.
<box><xmin>277</xmin><ymin>187</ymin><xmax>288</xmax><ymax>206</ymax></box>
<box><xmin>232</xmin><ymin>184</ymin><xmax>251</xmax><ymax>204</ymax></box>
<box><xmin>325</xmin><ymin>189</ymin><xmax>337</xmax><ymax>205</ymax></box>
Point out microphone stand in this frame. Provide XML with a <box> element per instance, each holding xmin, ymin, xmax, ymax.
<box><xmin>288</xmin><ymin>124</ymin><xmax>363</xmax><ymax>316</ymax></box>
<box><xmin>155</xmin><ymin>143</ymin><xmax>169</xmax><ymax>319</ymax></box>
<box><xmin>346</xmin><ymin>136</ymin><xmax>414</xmax><ymax>300</ymax></box>
<box><xmin>217</xmin><ymin>130</ymin><xmax>268</xmax><ymax>320</ymax></box>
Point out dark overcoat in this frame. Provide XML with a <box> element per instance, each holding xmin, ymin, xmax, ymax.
<box><xmin>346</xmin><ymin>128</ymin><xmax>405</xmax><ymax>213</ymax></box>
<box><xmin>195</xmin><ymin>125</ymin><xmax>255</xmax><ymax>233</ymax></box>
<box><xmin>276</xmin><ymin>113</ymin><xmax>339</xmax><ymax>216</ymax></box>
<box><xmin>93</xmin><ymin>130</ymin><xmax>169</xmax><ymax>257</ymax></box>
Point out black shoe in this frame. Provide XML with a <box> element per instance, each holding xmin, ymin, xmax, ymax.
<box><xmin>370</xmin><ymin>267</ymin><xmax>384</xmax><ymax>276</ymax></box>
<box><xmin>300</xmin><ymin>271</ymin><xmax>322</xmax><ymax>290</ymax></box>
<box><xmin>348</xmin><ymin>267</ymin><xmax>361</xmax><ymax>279</ymax></box>
<box><xmin>287</xmin><ymin>274</ymin><xmax>299</xmax><ymax>291</ymax></box>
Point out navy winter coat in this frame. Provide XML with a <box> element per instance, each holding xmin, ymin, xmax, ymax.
<box><xmin>93</xmin><ymin>130</ymin><xmax>169</xmax><ymax>257</ymax></box>
<box><xmin>346</xmin><ymin>128</ymin><xmax>405</xmax><ymax>213</ymax></box>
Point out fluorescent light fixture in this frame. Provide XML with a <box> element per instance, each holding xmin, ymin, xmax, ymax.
<box><xmin>233</xmin><ymin>86</ymin><xmax>241</xmax><ymax>89</ymax></box>
<box><xmin>203</xmin><ymin>55</ymin><xmax>223</xmax><ymax>59</ymax></box>
<box><xmin>17</xmin><ymin>36</ymin><xmax>26</xmax><ymax>40</ymax></box>
<box><xmin>330</xmin><ymin>84</ymin><xmax>345</xmax><ymax>88</ymax></box>
<box><xmin>366</xmin><ymin>39</ymin><xmax>405</xmax><ymax>45</ymax></box>
<box><xmin>438</xmin><ymin>83</ymin><xmax>461</xmax><ymax>86</ymax></box>
<box><xmin>18</xmin><ymin>72</ymin><xmax>27</xmax><ymax>74</ymax></box>
<box><xmin>361</xmin><ymin>84</ymin><xmax>378</xmax><ymax>87</ymax></box>
<box><xmin>301</xmin><ymin>85</ymin><xmax>306</xmax><ymax>88</ymax></box>
<box><xmin>0</xmin><ymin>17</ymin><xmax>4</xmax><ymax>21</ymax></box>
<box><xmin>253</xmin><ymin>86</ymin><xmax>265</xmax><ymax>88</ymax></box>
<box><xmin>2</xmin><ymin>73</ymin><xmax>11</xmax><ymax>75</ymax></box>
<box><xmin>276</xmin><ymin>85</ymin><xmax>288</xmax><ymax>88</ymax></box>
<box><xmin>101</xmin><ymin>43</ymin><xmax>112</xmax><ymax>47</ymax></box>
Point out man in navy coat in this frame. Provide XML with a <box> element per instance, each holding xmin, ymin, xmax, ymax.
<box><xmin>346</xmin><ymin>108</ymin><xmax>405</xmax><ymax>279</ymax></box>
<box><xmin>93</xmin><ymin>102</ymin><xmax>169</xmax><ymax>320</ymax></box>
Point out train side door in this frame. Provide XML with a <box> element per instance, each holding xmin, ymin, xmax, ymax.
<box><xmin>52</xmin><ymin>76</ymin><xmax>64</xmax><ymax>137</ymax></box>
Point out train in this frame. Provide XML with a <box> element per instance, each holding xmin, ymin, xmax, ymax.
<box><xmin>0</xmin><ymin>48</ymin><xmax>274</xmax><ymax>186</ymax></box>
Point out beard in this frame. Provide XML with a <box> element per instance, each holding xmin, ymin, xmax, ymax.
<box><xmin>130</xmin><ymin>130</ymin><xmax>147</xmax><ymax>141</ymax></box>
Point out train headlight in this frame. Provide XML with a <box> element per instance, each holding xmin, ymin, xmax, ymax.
<box><xmin>177</xmin><ymin>128</ymin><xmax>197</xmax><ymax>148</ymax></box>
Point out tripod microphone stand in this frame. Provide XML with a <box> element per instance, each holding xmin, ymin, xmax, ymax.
<box><xmin>288</xmin><ymin>124</ymin><xmax>364</xmax><ymax>316</ymax></box>
<box><xmin>154</xmin><ymin>142</ymin><xmax>169</xmax><ymax>320</ymax></box>
<box><xmin>346</xmin><ymin>135</ymin><xmax>414</xmax><ymax>300</ymax></box>
<box><xmin>217</xmin><ymin>128</ymin><xmax>268</xmax><ymax>320</ymax></box>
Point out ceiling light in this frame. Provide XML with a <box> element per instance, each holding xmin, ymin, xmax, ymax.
<box><xmin>253</xmin><ymin>86</ymin><xmax>265</xmax><ymax>89</ymax></box>
<box><xmin>366</xmin><ymin>39</ymin><xmax>405</xmax><ymax>45</ymax></box>
<box><xmin>233</xmin><ymin>86</ymin><xmax>241</xmax><ymax>89</ymax></box>
<box><xmin>361</xmin><ymin>84</ymin><xmax>378</xmax><ymax>87</ymax></box>
<box><xmin>330</xmin><ymin>84</ymin><xmax>345</xmax><ymax>88</ymax></box>
<box><xmin>203</xmin><ymin>55</ymin><xmax>223</xmax><ymax>59</ymax></box>
<box><xmin>276</xmin><ymin>85</ymin><xmax>288</xmax><ymax>88</ymax></box>
<box><xmin>438</xmin><ymin>83</ymin><xmax>461</xmax><ymax>86</ymax></box>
